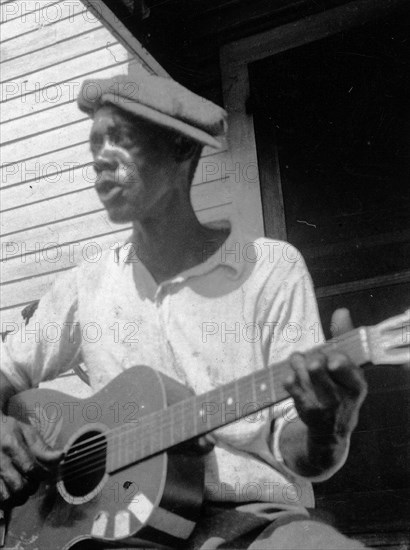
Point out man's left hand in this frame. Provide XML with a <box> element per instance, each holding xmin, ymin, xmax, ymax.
<box><xmin>281</xmin><ymin>308</ymin><xmax>368</xmax><ymax>478</ymax></box>
<box><xmin>285</xmin><ymin>348</ymin><xmax>367</xmax><ymax>443</ymax></box>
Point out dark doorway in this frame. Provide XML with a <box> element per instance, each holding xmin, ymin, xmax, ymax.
<box><xmin>249</xmin><ymin>11</ymin><xmax>410</xmax><ymax>543</ymax></box>
<box><xmin>249</xmin><ymin>12</ymin><xmax>410</xmax><ymax>289</ymax></box>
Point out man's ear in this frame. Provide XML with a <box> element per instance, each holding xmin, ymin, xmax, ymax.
<box><xmin>173</xmin><ymin>135</ymin><xmax>200</xmax><ymax>162</ymax></box>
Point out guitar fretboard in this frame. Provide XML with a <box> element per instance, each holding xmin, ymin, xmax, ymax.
<box><xmin>106</xmin><ymin>327</ymin><xmax>369</xmax><ymax>473</ymax></box>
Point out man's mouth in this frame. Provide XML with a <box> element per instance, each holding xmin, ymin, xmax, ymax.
<box><xmin>96</xmin><ymin>179</ymin><xmax>124</xmax><ymax>204</ymax></box>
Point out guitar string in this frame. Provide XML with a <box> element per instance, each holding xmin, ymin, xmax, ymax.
<box><xmin>58</xmin><ymin>377</ymin><xmax>361</xmax><ymax>485</ymax></box>
<box><xmin>54</xmin><ymin>330</ymin><xmax>396</xmax><ymax>486</ymax></box>
<box><xmin>60</xmin><ymin>364</ymin><xmax>287</xmax><ymax>464</ymax></box>
<box><xmin>62</xmin><ymin>329</ymin><xmax>363</xmax><ymax>458</ymax></box>
<box><xmin>60</xmin><ymin>361</ymin><xmax>293</xmax><ymax>477</ymax></box>
<box><xmin>55</xmin><ymin>335</ymin><xmax>367</xmax><ymax>486</ymax></box>
<box><xmin>57</xmin><ymin>374</ymin><xmax>280</xmax><ymax>481</ymax></box>
<box><xmin>37</xmin><ymin>331</ymin><xmax>365</xmax><ymax>488</ymax></box>
<box><xmin>52</xmin><ymin>420</ymin><xmax>410</xmax><ymax>487</ymax></box>
<box><xmin>45</xmin><ymin>326</ymin><xmax>410</xmax><ymax>487</ymax></box>
<box><xmin>40</xmin><ymin>425</ymin><xmax>410</xmax><ymax>500</ymax></box>
<box><xmin>58</xmin><ymin>331</ymin><xmax>364</xmax><ymax>481</ymax></box>
<box><xmin>41</xmin><ymin>312</ymin><xmax>410</xmax><ymax>477</ymax></box>
<box><xmin>55</xmin><ymin>369</ymin><xmax>286</xmax><ymax>484</ymax></box>
<box><xmin>56</xmin><ymin>376</ymin><xmax>267</xmax><ymax>484</ymax></box>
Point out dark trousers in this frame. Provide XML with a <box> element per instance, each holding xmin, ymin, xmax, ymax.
<box><xmin>111</xmin><ymin>503</ymin><xmax>368</xmax><ymax>549</ymax></box>
<box><xmin>183</xmin><ymin>502</ymin><xmax>368</xmax><ymax>550</ymax></box>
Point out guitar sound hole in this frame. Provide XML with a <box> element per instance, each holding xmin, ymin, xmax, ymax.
<box><xmin>61</xmin><ymin>430</ymin><xmax>107</xmax><ymax>498</ymax></box>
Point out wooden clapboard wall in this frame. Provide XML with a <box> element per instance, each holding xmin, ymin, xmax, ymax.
<box><xmin>0</xmin><ymin>0</ymin><xmax>233</xmax><ymax>331</ymax></box>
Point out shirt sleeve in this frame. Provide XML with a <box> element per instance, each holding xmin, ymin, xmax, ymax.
<box><xmin>266</xmin><ymin>253</ymin><xmax>325</xmax><ymax>365</ymax></box>
<box><xmin>262</xmin><ymin>248</ymin><xmax>333</xmax><ymax>479</ymax></box>
<box><xmin>0</xmin><ymin>268</ymin><xmax>82</xmax><ymax>392</ymax></box>
<box><xmin>212</xmin><ymin>246</ymin><xmax>326</xmax><ymax>475</ymax></box>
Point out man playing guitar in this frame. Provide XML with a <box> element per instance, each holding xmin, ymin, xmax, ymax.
<box><xmin>0</xmin><ymin>68</ymin><xmax>369</xmax><ymax>549</ymax></box>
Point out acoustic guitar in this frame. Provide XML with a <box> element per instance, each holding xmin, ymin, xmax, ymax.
<box><xmin>2</xmin><ymin>311</ymin><xmax>409</xmax><ymax>550</ymax></box>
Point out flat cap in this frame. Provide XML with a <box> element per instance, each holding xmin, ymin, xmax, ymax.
<box><xmin>78</xmin><ymin>65</ymin><xmax>228</xmax><ymax>149</ymax></box>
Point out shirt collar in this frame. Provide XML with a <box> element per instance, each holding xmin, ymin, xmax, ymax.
<box><xmin>187</xmin><ymin>220</ymin><xmax>244</xmax><ymax>279</ymax></box>
<box><xmin>119</xmin><ymin>219</ymin><xmax>245</xmax><ymax>282</ymax></box>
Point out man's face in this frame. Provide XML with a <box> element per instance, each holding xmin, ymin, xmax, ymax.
<box><xmin>90</xmin><ymin>104</ymin><xmax>177</xmax><ymax>224</ymax></box>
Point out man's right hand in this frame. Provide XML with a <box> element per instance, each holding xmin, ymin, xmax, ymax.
<box><xmin>0</xmin><ymin>413</ymin><xmax>62</xmax><ymax>504</ymax></box>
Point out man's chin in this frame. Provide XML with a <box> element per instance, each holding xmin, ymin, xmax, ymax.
<box><xmin>105</xmin><ymin>208</ymin><xmax>133</xmax><ymax>225</ymax></box>
<box><xmin>103</xmin><ymin>199</ymin><xmax>149</xmax><ymax>224</ymax></box>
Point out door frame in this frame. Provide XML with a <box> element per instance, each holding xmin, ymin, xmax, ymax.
<box><xmin>219</xmin><ymin>0</ymin><xmax>410</xmax><ymax>297</ymax></box>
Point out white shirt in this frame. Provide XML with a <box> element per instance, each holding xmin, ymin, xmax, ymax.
<box><xmin>1</xmin><ymin>224</ymin><xmax>328</xmax><ymax>506</ymax></box>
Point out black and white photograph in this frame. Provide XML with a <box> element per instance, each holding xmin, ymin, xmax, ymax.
<box><xmin>0</xmin><ymin>0</ymin><xmax>409</xmax><ymax>548</ymax></box>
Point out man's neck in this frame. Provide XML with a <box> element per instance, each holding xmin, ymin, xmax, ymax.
<box><xmin>131</xmin><ymin>200</ymin><xmax>230</xmax><ymax>284</ymax></box>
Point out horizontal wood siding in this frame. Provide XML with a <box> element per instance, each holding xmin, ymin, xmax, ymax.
<box><xmin>0</xmin><ymin>0</ymin><xmax>233</xmax><ymax>329</ymax></box>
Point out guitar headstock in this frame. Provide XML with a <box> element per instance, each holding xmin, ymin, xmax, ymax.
<box><xmin>366</xmin><ymin>310</ymin><xmax>410</xmax><ymax>365</ymax></box>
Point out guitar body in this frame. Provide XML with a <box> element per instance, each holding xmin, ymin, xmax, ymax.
<box><xmin>4</xmin><ymin>366</ymin><xmax>205</xmax><ymax>550</ymax></box>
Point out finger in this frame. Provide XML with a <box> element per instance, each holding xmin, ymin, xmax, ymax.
<box><xmin>21</xmin><ymin>424</ymin><xmax>63</xmax><ymax>465</ymax></box>
<box><xmin>306</xmin><ymin>353</ymin><xmax>339</xmax><ymax>405</ymax></box>
<box><xmin>285</xmin><ymin>353</ymin><xmax>322</xmax><ymax>411</ymax></box>
<box><xmin>288</xmin><ymin>352</ymin><xmax>312</xmax><ymax>390</ymax></box>
<box><xmin>331</xmin><ymin>308</ymin><xmax>354</xmax><ymax>338</ymax></box>
<box><xmin>327</xmin><ymin>353</ymin><xmax>368</xmax><ymax>398</ymax></box>
<box><xmin>377</xmin><ymin>310</ymin><xmax>410</xmax><ymax>332</ymax></box>
<box><xmin>0</xmin><ymin>456</ymin><xmax>25</xmax><ymax>495</ymax></box>
<box><xmin>196</xmin><ymin>435</ymin><xmax>215</xmax><ymax>454</ymax></box>
<box><xmin>2</xmin><ymin>429</ymin><xmax>38</xmax><ymax>479</ymax></box>
<box><xmin>0</xmin><ymin>479</ymin><xmax>10</xmax><ymax>503</ymax></box>
<box><xmin>23</xmin><ymin>476</ymin><xmax>40</xmax><ymax>497</ymax></box>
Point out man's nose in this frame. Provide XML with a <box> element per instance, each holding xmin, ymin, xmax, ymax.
<box><xmin>95</xmin><ymin>139</ymin><xmax>118</xmax><ymax>172</ymax></box>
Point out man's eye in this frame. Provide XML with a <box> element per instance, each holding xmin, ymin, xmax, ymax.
<box><xmin>117</xmin><ymin>133</ymin><xmax>136</xmax><ymax>147</ymax></box>
<box><xmin>110</xmin><ymin>127</ymin><xmax>137</xmax><ymax>146</ymax></box>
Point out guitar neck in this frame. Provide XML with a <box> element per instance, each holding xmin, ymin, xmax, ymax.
<box><xmin>107</xmin><ymin>326</ymin><xmax>370</xmax><ymax>473</ymax></box>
